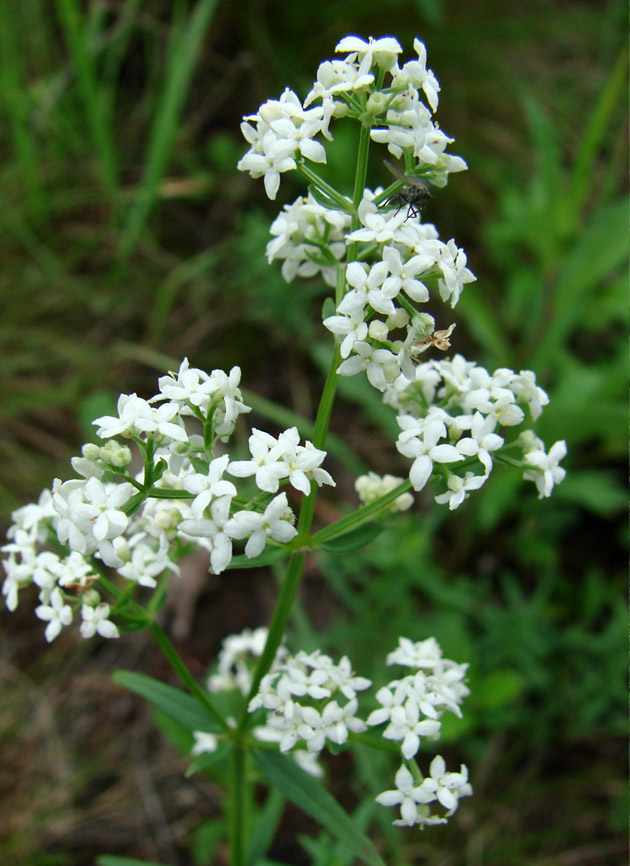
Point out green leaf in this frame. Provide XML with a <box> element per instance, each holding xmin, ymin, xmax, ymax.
<box><xmin>319</xmin><ymin>522</ymin><xmax>384</xmax><ymax>555</ymax></box>
<box><xmin>247</xmin><ymin>788</ymin><xmax>285</xmax><ymax>866</ymax></box>
<box><xmin>308</xmin><ymin>184</ymin><xmax>347</xmax><ymax>210</ymax></box>
<box><xmin>190</xmin><ymin>456</ymin><xmax>210</xmax><ymax>475</ymax></box>
<box><xmin>192</xmin><ymin>818</ymin><xmax>226</xmax><ymax>866</ymax></box>
<box><xmin>112</xmin><ymin>670</ymin><xmax>218</xmax><ymax>732</ymax></box>
<box><xmin>186</xmin><ymin>742</ymin><xmax>231</xmax><ymax>777</ymax></box>
<box><xmin>252</xmin><ymin>750</ymin><xmax>386</xmax><ymax>866</ymax></box>
<box><xmin>228</xmin><ymin>548</ymin><xmax>289</xmax><ymax>569</ymax></box>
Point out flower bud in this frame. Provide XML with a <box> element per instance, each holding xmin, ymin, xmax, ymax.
<box><xmin>369</xmin><ymin>320</ymin><xmax>390</xmax><ymax>341</ymax></box>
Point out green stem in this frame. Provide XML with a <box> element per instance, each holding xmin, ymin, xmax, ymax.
<box><xmin>237</xmin><ymin>345</ymin><xmax>342</xmax><ymax>733</ymax></box>
<box><xmin>346</xmin><ymin>123</ymin><xmax>372</xmax><ymax>264</ymax></box>
<box><xmin>230</xmin><ymin>744</ymin><xmax>248</xmax><ymax>866</ymax></box>
<box><xmin>150</xmin><ymin>621</ymin><xmax>230</xmax><ymax>733</ymax></box>
<box><xmin>297</xmin><ymin>162</ymin><xmax>353</xmax><ymax>211</ymax></box>
<box><xmin>310</xmin><ymin>480</ymin><xmax>412</xmax><ymax>547</ymax></box>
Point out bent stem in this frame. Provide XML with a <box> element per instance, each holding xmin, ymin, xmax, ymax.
<box><xmin>150</xmin><ymin>621</ymin><xmax>230</xmax><ymax>733</ymax></box>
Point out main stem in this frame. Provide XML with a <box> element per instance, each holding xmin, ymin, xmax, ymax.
<box><xmin>230</xmin><ymin>123</ymin><xmax>372</xmax><ymax>866</ymax></box>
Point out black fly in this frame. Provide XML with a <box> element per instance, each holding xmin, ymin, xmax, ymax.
<box><xmin>382</xmin><ymin>159</ymin><xmax>431</xmax><ymax>220</ymax></box>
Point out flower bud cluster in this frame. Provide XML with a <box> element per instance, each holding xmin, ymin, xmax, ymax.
<box><xmin>1</xmin><ymin>360</ymin><xmax>336</xmax><ymax>642</ymax></box>
<box><xmin>355</xmin><ymin>472</ymin><xmax>414</xmax><ymax>513</ymax></box>
<box><xmin>382</xmin><ymin>354</ymin><xmax>566</xmax><ymax>508</ymax></box>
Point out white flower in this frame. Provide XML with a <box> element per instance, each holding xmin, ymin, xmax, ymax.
<box><xmin>275</xmin><ymin>428</ymin><xmax>335</xmax><ymax>495</ymax></box>
<box><xmin>206</xmin><ymin>366</ymin><xmax>251</xmax><ymax>435</ymax></box>
<box><xmin>392</xmin><ymin>38</ymin><xmax>441</xmax><ymax>112</ymax></box>
<box><xmin>52</xmin><ymin>477</ymin><xmax>134</xmax><ymax>568</ymax></box>
<box><xmin>228</xmin><ymin>429</ymin><xmax>287</xmax><ymax>493</ymax></box>
<box><xmin>337</xmin><ymin>342</ymin><xmax>399</xmax><ymax>392</ymax></box>
<box><xmin>323</xmin><ymin>311</ymin><xmax>368</xmax><ymax>359</ymax></box>
<box><xmin>381</xmin><ymin>246</ymin><xmax>432</xmax><ymax>304</ymax></box>
<box><xmin>178</xmin><ymin>495</ymin><xmax>235</xmax><ymax>574</ymax></box>
<box><xmin>414</xmin><ymin>755</ymin><xmax>473</xmax><ymax>813</ymax></box>
<box><xmin>396</xmin><ymin>412</ymin><xmax>464</xmax><ymax>491</ymax></box>
<box><xmin>80</xmin><ymin>602</ymin><xmax>119</xmax><ymax>639</ymax></box>
<box><xmin>224</xmin><ymin>492</ymin><xmax>297</xmax><ymax>559</ymax></box>
<box><xmin>35</xmin><ymin>587</ymin><xmax>73</xmax><ymax>642</ymax></box>
<box><xmin>455</xmin><ymin>412</ymin><xmax>504</xmax><ymax>474</ymax></box>
<box><xmin>345</xmin><ymin>209</ymin><xmax>407</xmax><ymax>246</ymax></box>
<box><xmin>335</xmin><ymin>35</ymin><xmax>403</xmax><ymax>71</ymax></box>
<box><xmin>386</xmin><ymin>636</ymin><xmax>445</xmax><ymax>669</ymax></box>
<box><xmin>153</xmin><ymin>357</ymin><xmax>215</xmax><ymax>412</ymax></box>
<box><xmin>375</xmin><ymin>764</ymin><xmax>432</xmax><ymax>827</ymax></box>
<box><xmin>434</xmin><ymin>471</ymin><xmax>487</xmax><ymax>510</ymax></box>
<box><xmin>191</xmin><ymin>731</ymin><xmax>219</xmax><ymax>755</ymax></box>
<box><xmin>93</xmin><ymin>394</ymin><xmax>187</xmax><ymax>443</ymax></box>
<box><xmin>116</xmin><ymin>531</ymin><xmax>178</xmax><ymax>588</ymax></box>
<box><xmin>182</xmin><ymin>454</ymin><xmax>237</xmax><ymax>517</ymax></box>
<box><xmin>237</xmin><ymin>129</ymin><xmax>297</xmax><ymax>200</ymax></box>
<box><xmin>523</xmin><ymin>439</ymin><xmax>567</xmax><ymax>498</ymax></box>
<box><xmin>337</xmin><ymin>261</ymin><xmax>392</xmax><ymax>317</ymax></box>
<box><xmin>1</xmin><ymin>545</ymin><xmax>38</xmax><ymax>611</ymax></box>
<box><xmin>383</xmin><ymin>697</ymin><xmax>441</xmax><ymax>759</ymax></box>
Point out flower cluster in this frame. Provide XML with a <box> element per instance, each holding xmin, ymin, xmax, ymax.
<box><xmin>237</xmin><ymin>35</ymin><xmax>566</xmax><ymax>510</ymax></box>
<box><xmin>208</xmin><ymin>627</ymin><xmax>474</xmax><ymax>827</ymax></box>
<box><xmin>369</xmin><ymin>637</ymin><xmax>472</xmax><ymax>827</ymax></box>
<box><xmin>1</xmin><ymin>360</ymin><xmax>336</xmax><ymax>642</ymax></box>
<box><xmin>241</xmin><ymin>37</ymin><xmax>474</xmax><ymax>389</ymax></box>
<box><xmin>267</xmin><ymin>192</ymin><xmax>351</xmax><ymax>287</ymax></box>
<box><xmin>248</xmin><ymin>648</ymin><xmax>372</xmax><ymax>757</ymax></box>
<box><xmin>383</xmin><ymin>354</ymin><xmax>567</xmax><ymax>508</ymax></box>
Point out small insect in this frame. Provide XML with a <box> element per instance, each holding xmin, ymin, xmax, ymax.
<box><xmin>381</xmin><ymin>159</ymin><xmax>431</xmax><ymax>220</ymax></box>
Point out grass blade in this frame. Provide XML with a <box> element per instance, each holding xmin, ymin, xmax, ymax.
<box><xmin>0</xmin><ymin>5</ymin><xmax>48</xmax><ymax>223</ymax></box>
<box><xmin>54</xmin><ymin>0</ymin><xmax>119</xmax><ymax>203</ymax></box>
<box><xmin>117</xmin><ymin>0</ymin><xmax>220</xmax><ymax>262</ymax></box>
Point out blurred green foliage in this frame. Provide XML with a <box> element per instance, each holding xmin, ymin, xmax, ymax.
<box><xmin>0</xmin><ymin>0</ymin><xmax>627</xmax><ymax>864</ymax></box>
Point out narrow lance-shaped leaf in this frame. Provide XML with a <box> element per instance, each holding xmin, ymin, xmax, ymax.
<box><xmin>253</xmin><ymin>749</ymin><xmax>386</xmax><ymax>866</ymax></box>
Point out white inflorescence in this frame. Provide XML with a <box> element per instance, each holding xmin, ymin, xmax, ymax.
<box><xmin>237</xmin><ymin>36</ymin><xmax>566</xmax><ymax>509</ymax></box>
<box><xmin>369</xmin><ymin>636</ymin><xmax>473</xmax><ymax>826</ymax></box>
<box><xmin>0</xmin><ymin>360</ymin><xmax>336</xmax><ymax>642</ymax></box>
<box><xmin>217</xmin><ymin>627</ymin><xmax>473</xmax><ymax>825</ymax></box>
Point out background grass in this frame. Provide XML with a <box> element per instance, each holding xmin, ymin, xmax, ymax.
<box><xmin>0</xmin><ymin>0</ymin><xmax>627</xmax><ymax>864</ymax></box>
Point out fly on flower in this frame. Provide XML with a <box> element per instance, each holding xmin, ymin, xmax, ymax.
<box><xmin>381</xmin><ymin>160</ymin><xmax>431</xmax><ymax>220</ymax></box>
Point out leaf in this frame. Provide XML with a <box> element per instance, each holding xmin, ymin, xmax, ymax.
<box><xmin>252</xmin><ymin>750</ymin><xmax>386</xmax><ymax>866</ymax></box>
<box><xmin>192</xmin><ymin>818</ymin><xmax>226</xmax><ymax>866</ymax></box>
<box><xmin>186</xmin><ymin>742</ymin><xmax>231</xmax><ymax>777</ymax></box>
<box><xmin>247</xmin><ymin>788</ymin><xmax>285</xmax><ymax>866</ymax></box>
<box><xmin>228</xmin><ymin>548</ymin><xmax>289</xmax><ymax>569</ymax></box>
<box><xmin>319</xmin><ymin>522</ymin><xmax>384</xmax><ymax>555</ymax></box>
<box><xmin>112</xmin><ymin>670</ymin><xmax>218</xmax><ymax>732</ymax></box>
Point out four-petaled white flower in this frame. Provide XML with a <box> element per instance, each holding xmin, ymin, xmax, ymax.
<box><xmin>182</xmin><ymin>454</ymin><xmax>237</xmax><ymax>517</ymax></box>
<box><xmin>224</xmin><ymin>493</ymin><xmax>297</xmax><ymax>560</ymax></box>
<box><xmin>523</xmin><ymin>439</ymin><xmax>567</xmax><ymax>498</ymax></box>
<box><xmin>80</xmin><ymin>602</ymin><xmax>119</xmax><ymax>639</ymax></box>
<box><xmin>179</xmin><ymin>495</ymin><xmax>236</xmax><ymax>574</ymax></box>
<box><xmin>35</xmin><ymin>587</ymin><xmax>73</xmax><ymax>642</ymax></box>
<box><xmin>383</xmin><ymin>697</ymin><xmax>442</xmax><ymax>759</ymax></box>
<box><xmin>375</xmin><ymin>764</ymin><xmax>432</xmax><ymax>826</ymax></box>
